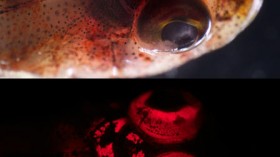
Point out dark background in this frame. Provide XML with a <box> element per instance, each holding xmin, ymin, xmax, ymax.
<box><xmin>153</xmin><ymin>0</ymin><xmax>280</xmax><ymax>78</ymax></box>
<box><xmin>0</xmin><ymin>81</ymin><xmax>276</xmax><ymax>156</ymax></box>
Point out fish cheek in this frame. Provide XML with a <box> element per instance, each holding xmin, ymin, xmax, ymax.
<box><xmin>202</xmin><ymin>0</ymin><xmax>261</xmax><ymax>51</ymax></box>
<box><xmin>0</xmin><ymin>0</ymin><xmax>143</xmax><ymax>77</ymax></box>
<box><xmin>0</xmin><ymin>0</ymin><xmax>92</xmax><ymax>75</ymax></box>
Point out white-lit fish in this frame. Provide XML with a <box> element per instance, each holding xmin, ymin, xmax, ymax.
<box><xmin>0</xmin><ymin>0</ymin><xmax>263</xmax><ymax>78</ymax></box>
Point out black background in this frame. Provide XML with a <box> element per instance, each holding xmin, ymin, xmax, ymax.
<box><xmin>152</xmin><ymin>0</ymin><xmax>280</xmax><ymax>78</ymax></box>
<box><xmin>0</xmin><ymin>81</ymin><xmax>276</xmax><ymax>156</ymax></box>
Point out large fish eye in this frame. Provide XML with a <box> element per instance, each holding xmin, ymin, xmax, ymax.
<box><xmin>161</xmin><ymin>21</ymin><xmax>199</xmax><ymax>49</ymax></box>
<box><xmin>135</xmin><ymin>0</ymin><xmax>211</xmax><ymax>53</ymax></box>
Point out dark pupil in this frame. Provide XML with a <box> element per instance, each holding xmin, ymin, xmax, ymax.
<box><xmin>146</xmin><ymin>89</ymin><xmax>188</xmax><ymax>112</ymax></box>
<box><xmin>161</xmin><ymin>21</ymin><xmax>198</xmax><ymax>49</ymax></box>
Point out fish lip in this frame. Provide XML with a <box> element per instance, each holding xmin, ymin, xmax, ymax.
<box><xmin>0</xmin><ymin>69</ymin><xmax>40</xmax><ymax>78</ymax></box>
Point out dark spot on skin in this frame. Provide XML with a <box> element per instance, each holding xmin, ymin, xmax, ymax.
<box><xmin>146</xmin><ymin>89</ymin><xmax>188</xmax><ymax>112</ymax></box>
<box><xmin>173</xmin><ymin>116</ymin><xmax>186</xmax><ymax>125</ymax></box>
<box><xmin>145</xmin><ymin>57</ymin><xmax>152</xmax><ymax>62</ymax></box>
<box><xmin>138</xmin><ymin>53</ymin><xmax>144</xmax><ymax>57</ymax></box>
<box><xmin>136</xmin><ymin>107</ymin><xmax>144</xmax><ymax>115</ymax></box>
<box><xmin>55</xmin><ymin>10</ymin><xmax>60</xmax><ymax>16</ymax></box>
<box><xmin>216</xmin><ymin>13</ymin><xmax>232</xmax><ymax>21</ymax></box>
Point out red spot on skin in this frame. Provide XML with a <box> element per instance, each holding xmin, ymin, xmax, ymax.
<box><xmin>113</xmin><ymin>118</ymin><xmax>127</xmax><ymax>133</ymax></box>
<box><xmin>128</xmin><ymin>90</ymin><xmax>202</xmax><ymax>144</ymax></box>
<box><xmin>132</xmin><ymin>150</ymin><xmax>145</xmax><ymax>157</ymax></box>
<box><xmin>96</xmin><ymin>143</ymin><xmax>114</xmax><ymax>157</ymax></box>
<box><xmin>126</xmin><ymin>132</ymin><xmax>143</xmax><ymax>144</ymax></box>
<box><xmin>93</xmin><ymin>122</ymin><xmax>110</xmax><ymax>143</ymax></box>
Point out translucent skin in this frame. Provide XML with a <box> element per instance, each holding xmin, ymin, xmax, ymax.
<box><xmin>0</xmin><ymin>0</ymin><xmax>263</xmax><ymax>78</ymax></box>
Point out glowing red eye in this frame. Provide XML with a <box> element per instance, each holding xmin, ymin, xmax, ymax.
<box><xmin>128</xmin><ymin>90</ymin><xmax>202</xmax><ymax>144</ymax></box>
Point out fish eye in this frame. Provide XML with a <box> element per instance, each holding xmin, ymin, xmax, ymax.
<box><xmin>161</xmin><ymin>21</ymin><xmax>198</xmax><ymax>49</ymax></box>
<box><xmin>134</xmin><ymin>0</ymin><xmax>211</xmax><ymax>53</ymax></box>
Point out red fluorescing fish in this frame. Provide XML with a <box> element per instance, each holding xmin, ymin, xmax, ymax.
<box><xmin>0</xmin><ymin>0</ymin><xmax>263</xmax><ymax>78</ymax></box>
<box><xmin>49</xmin><ymin>89</ymin><xmax>202</xmax><ymax>156</ymax></box>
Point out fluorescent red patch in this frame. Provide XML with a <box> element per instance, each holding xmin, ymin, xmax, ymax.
<box><xmin>113</xmin><ymin>118</ymin><xmax>127</xmax><ymax>133</ymax></box>
<box><xmin>93</xmin><ymin>122</ymin><xmax>110</xmax><ymax>143</ymax></box>
<box><xmin>132</xmin><ymin>150</ymin><xmax>145</xmax><ymax>157</ymax></box>
<box><xmin>126</xmin><ymin>132</ymin><xmax>143</xmax><ymax>144</ymax></box>
<box><xmin>96</xmin><ymin>143</ymin><xmax>114</xmax><ymax>157</ymax></box>
<box><xmin>128</xmin><ymin>91</ymin><xmax>202</xmax><ymax>144</ymax></box>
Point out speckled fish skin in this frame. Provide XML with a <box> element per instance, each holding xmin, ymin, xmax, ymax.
<box><xmin>0</xmin><ymin>0</ymin><xmax>263</xmax><ymax>78</ymax></box>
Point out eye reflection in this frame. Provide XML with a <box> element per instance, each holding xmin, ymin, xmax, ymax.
<box><xmin>161</xmin><ymin>21</ymin><xmax>199</xmax><ymax>50</ymax></box>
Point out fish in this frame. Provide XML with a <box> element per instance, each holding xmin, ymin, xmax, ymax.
<box><xmin>52</xmin><ymin>89</ymin><xmax>202</xmax><ymax>156</ymax></box>
<box><xmin>0</xmin><ymin>0</ymin><xmax>263</xmax><ymax>78</ymax></box>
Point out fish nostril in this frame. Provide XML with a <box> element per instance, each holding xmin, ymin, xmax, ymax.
<box><xmin>161</xmin><ymin>21</ymin><xmax>198</xmax><ymax>50</ymax></box>
<box><xmin>120</xmin><ymin>0</ymin><xmax>142</xmax><ymax>13</ymax></box>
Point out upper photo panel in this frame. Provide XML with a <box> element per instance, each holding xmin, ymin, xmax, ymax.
<box><xmin>0</xmin><ymin>0</ymin><xmax>273</xmax><ymax>78</ymax></box>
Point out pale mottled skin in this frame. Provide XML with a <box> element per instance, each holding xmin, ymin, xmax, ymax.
<box><xmin>0</xmin><ymin>0</ymin><xmax>263</xmax><ymax>78</ymax></box>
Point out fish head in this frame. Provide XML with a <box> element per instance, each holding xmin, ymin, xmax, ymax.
<box><xmin>0</xmin><ymin>0</ymin><xmax>263</xmax><ymax>78</ymax></box>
